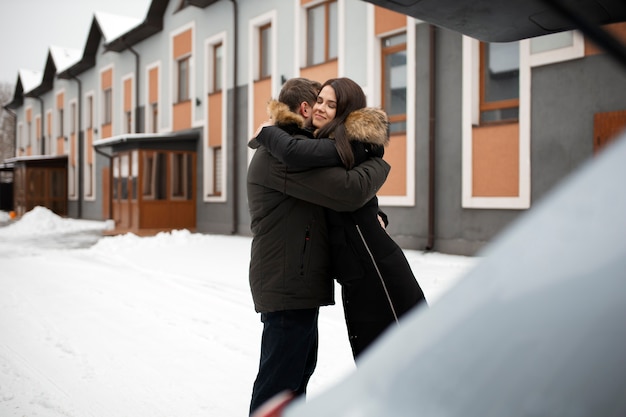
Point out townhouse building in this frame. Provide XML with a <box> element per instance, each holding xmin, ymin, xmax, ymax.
<box><xmin>3</xmin><ymin>0</ymin><xmax>626</xmax><ymax>255</ymax></box>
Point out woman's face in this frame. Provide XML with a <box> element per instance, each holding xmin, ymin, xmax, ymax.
<box><xmin>312</xmin><ymin>85</ymin><xmax>337</xmax><ymax>129</ymax></box>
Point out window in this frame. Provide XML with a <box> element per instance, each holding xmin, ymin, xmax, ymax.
<box><xmin>306</xmin><ymin>0</ymin><xmax>337</xmax><ymax>66</ymax></box>
<box><xmin>213</xmin><ymin>42</ymin><xmax>223</xmax><ymax>92</ymax></box>
<box><xmin>171</xmin><ymin>152</ymin><xmax>193</xmax><ymax>200</ymax></box>
<box><xmin>103</xmin><ymin>89</ymin><xmax>112</xmax><ymax>124</ymax></box>
<box><xmin>58</xmin><ymin>108</ymin><xmax>64</xmax><ymax>138</ymax></box>
<box><xmin>142</xmin><ymin>151</ymin><xmax>167</xmax><ymax>200</ymax></box>
<box><xmin>85</xmin><ymin>163</ymin><xmax>93</xmax><ymax>197</ymax></box>
<box><xmin>151</xmin><ymin>103</ymin><xmax>158</xmax><ymax>133</ymax></box>
<box><xmin>259</xmin><ymin>24</ymin><xmax>271</xmax><ymax>79</ymax></box>
<box><xmin>177</xmin><ymin>56</ymin><xmax>190</xmax><ymax>102</ymax></box>
<box><xmin>213</xmin><ymin>147</ymin><xmax>222</xmax><ymax>196</ymax></box>
<box><xmin>71</xmin><ymin>103</ymin><xmax>76</xmax><ymax>135</ymax></box>
<box><xmin>125</xmin><ymin>111</ymin><xmax>132</xmax><ymax>134</ymax></box>
<box><xmin>382</xmin><ymin>33</ymin><xmax>407</xmax><ymax>134</ymax></box>
<box><xmin>480</xmin><ymin>42</ymin><xmax>520</xmax><ymax>124</ymax></box>
<box><xmin>87</xmin><ymin>96</ymin><xmax>93</xmax><ymax>129</ymax></box>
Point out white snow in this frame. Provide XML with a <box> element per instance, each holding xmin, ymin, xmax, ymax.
<box><xmin>0</xmin><ymin>207</ymin><xmax>476</xmax><ymax>417</ymax></box>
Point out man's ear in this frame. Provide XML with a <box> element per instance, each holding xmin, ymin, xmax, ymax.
<box><xmin>299</xmin><ymin>102</ymin><xmax>311</xmax><ymax>117</ymax></box>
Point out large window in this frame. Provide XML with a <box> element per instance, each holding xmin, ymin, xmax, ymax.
<box><xmin>306</xmin><ymin>0</ymin><xmax>337</xmax><ymax>66</ymax></box>
<box><xmin>57</xmin><ymin>108</ymin><xmax>64</xmax><ymax>138</ymax></box>
<box><xmin>259</xmin><ymin>24</ymin><xmax>272</xmax><ymax>79</ymax></box>
<box><xmin>171</xmin><ymin>153</ymin><xmax>193</xmax><ymax>200</ymax></box>
<box><xmin>103</xmin><ymin>89</ymin><xmax>112</xmax><ymax>124</ymax></box>
<box><xmin>382</xmin><ymin>33</ymin><xmax>407</xmax><ymax>134</ymax></box>
<box><xmin>212</xmin><ymin>42</ymin><xmax>223</xmax><ymax>92</ymax></box>
<box><xmin>142</xmin><ymin>151</ymin><xmax>167</xmax><ymax>200</ymax></box>
<box><xmin>177</xmin><ymin>56</ymin><xmax>190</xmax><ymax>102</ymax></box>
<box><xmin>480</xmin><ymin>42</ymin><xmax>520</xmax><ymax>124</ymax></box>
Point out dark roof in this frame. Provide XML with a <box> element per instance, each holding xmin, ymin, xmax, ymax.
<box><xmin>57</xmin><ymin>16</ymin><xmax>105</xmax><ymax>79</ymax></box>
<box><xmin>4</xmin><ymin>77</ymin><xmax>25</xmax><ymax>110</ymax></box>
<box><xmin>362</xmin><ymin>0</ymin><xmax>626</xmax><ymax>42</ymax></box>
<box><xmin>24</xmin><ymin>51</ymin><xmax>57</xmax><ymax>97</ymax></box>
<box><xmin>104</xmin><ymin>0</ymin><xmax>169</xmax><ymax>52</ymax></box>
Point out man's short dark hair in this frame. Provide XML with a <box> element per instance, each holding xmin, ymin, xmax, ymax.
<box><xmin>278</xmin><ymin>78</ymin><xmax>322</xmax><ymax>113</ymax></box>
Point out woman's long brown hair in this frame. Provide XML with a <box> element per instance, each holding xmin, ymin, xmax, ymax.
<box><xmin>315</xmin><ymin>78</ymin><xmax>367</xmax><ymax>169</ymax></box>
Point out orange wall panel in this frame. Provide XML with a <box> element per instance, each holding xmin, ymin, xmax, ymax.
<box><xmin>26</xmin><ymin>108</ymin><xmax>32</xmax><ymax>122</ymax></box>
<box><xmin>378</xmin><ymin>133</ymin><xmax>407</xmax><ymax>196</ymax></box>
<box><xmin>149</xmin><ymin>67</ymin><xmax>159</xmax><ymax>103</ymax></box>
<box><xmin>57</xmin><ymin>137</ymin><xmax>65</xmax><ymax>155</ymax></box>
<box><xmin>124</xmin><ymin>78</ymin><xmax>133</xmax><ymax>111</ymax></box>
<box><xmin>173</xmin><ymin>101</ymin><xmax>192</xmax><ymax>131</ymax></box>
<box><xmin>472</xmin><ymin>123</ymin><xmax>519</xmax><ymax>197</ymax></box>
<box><xmin>101</xmin><ymin>69</ymin><xmax>113</xmax><ymax>89</ymax></box>
<box><xmin>300</xmin><ymin>60</ymin><xmax>338</xmax><ymax>85</ymax></box>
<box><xmin>208</xmin><ymin>92</ymin><xmax>223</xmax><ymax>147</ymax></box>
<box><xmin>56</xmin><ymin>93</ymin><xmax>64</xmax><ymax>109</ymax></box>
<box><xmin>375</xmin><ymin>5</ymin><xmax>406</xmax><ymax>35</ymax></box>
<box><xmin>102</xmin><ymin>123</ymin><xmax>112</xmax><ymax>139</ymax></box>
<box><xmin>173</xmin><ymin>29</ymin><xmax>192</xmax><ymax>59</ymax></box>
<box><xmin>253</xmin><ymin>78</ymin><xmax>273</xmax><ymax>129</ymax></box>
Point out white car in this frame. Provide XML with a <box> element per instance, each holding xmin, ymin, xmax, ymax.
<box><xmin>253</xmin><ymin>1</ymin><xmax>626</xmax><ymax>415</ymax></box>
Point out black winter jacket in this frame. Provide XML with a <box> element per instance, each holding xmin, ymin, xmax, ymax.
<box><xmin>247</xmin><ymin>101</ymin><xmax>391</xmax><ymax>313</ymax></box>
<box><xmin>255</xmin><ymin>104</ymin><xmax>427</xmax><ymax>357</ymax></box>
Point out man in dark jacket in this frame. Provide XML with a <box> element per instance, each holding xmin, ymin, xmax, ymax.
<box><xmin>247</xmin><ymin>78</ymin><xmax>390</xmax><ymax>415</ymax></box>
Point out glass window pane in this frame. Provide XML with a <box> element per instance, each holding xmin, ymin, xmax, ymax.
<box><xmin>214</xmin><ymin>44</ymin><xmax>223</xmax><ymax>91</ymax></box>
<box><xmin>307</xmin><ymin>6</ymin><xmax>324</xmax><ymax>65</ymax></box>
<box><xmin>260</xmin><ymin>26</ymin><xmax>271</xmax><ymax>78</ymax></box>
<box><xmin>484</xmin><ymin>42</ymin><xmax>519</xmax><ymax>103</ymax></box>
<box><xmin>531</xmin><ymin>31</ymin><xmax>573</xmax><ymax>54</ymax></box>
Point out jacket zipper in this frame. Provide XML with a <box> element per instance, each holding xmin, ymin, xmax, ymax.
<box><xmin>355</xmin><ymin>224</ymin><xmax>399</xmax><ymax>323</ymax></box>
<box><xmin>300</xmin><ymin>226</ymin><xmax>311</xmax><ymax>274</ymax></box>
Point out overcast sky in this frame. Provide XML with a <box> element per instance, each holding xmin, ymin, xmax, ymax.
<box><xmin>0</xmin><ymin>0</ymin><xmax>151</xmax><ymax>85</ymax></box>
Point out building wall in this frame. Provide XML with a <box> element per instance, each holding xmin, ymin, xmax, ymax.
<box><xmin>7</xmin><ymin>0</ymin><xmax>626</xmax><ymax>255</ymax></box>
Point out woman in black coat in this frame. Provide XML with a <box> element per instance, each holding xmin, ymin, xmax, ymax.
<box><xmin>255</xmin><ymin>78</ymin><xmax>427</xmax><ymax>359</ymax></box>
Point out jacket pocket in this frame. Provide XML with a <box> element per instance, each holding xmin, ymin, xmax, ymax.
<box><xmin>299</xmin><ymin>225</ymin><xmax>311</xmax><ymax>276</ymax></box>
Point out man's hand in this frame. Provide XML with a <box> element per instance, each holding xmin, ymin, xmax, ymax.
<box><xmin>249</xmin><ymin>119</ymin><xmax>275</xmax><ymax>149</ymax></box>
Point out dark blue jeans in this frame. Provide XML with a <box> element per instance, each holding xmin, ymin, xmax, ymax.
<box><xmin>249</xmin><ymin>308</ymin><xmax>319</xmax><ymax>415</ymax></box>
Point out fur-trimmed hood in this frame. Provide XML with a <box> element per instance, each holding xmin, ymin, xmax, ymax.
<box><xmin>266</xmin><ymin>99</ymin><xmax>389</xmax><ymax>147</ymax></box>
<box><xmin>267</xmin><ymin>99</ymin><xmax>308</xmax><ymax>129</ymax></box>
<box><xmin>344</xmin><ymin>107</ymin><xmax>389</xmax><ymax>147</ymax></box>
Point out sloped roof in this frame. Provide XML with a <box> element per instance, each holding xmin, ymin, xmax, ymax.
<box><xmin>25</xmin><ymin>46</ymin><xmax>81</xmax><ymax>97</ymax></box>
<box><xmin>3</xmin><ymin>69</ymin><xmax>42</xmax><ymax>109</ymax></box>
<box><xmin>104</xmin><ymin>0</ymin><xmax>169</xmax><ymax>52</ymax></box>
<box><xmin>94</xmin><ymin>11</ymin><xmax>143</xmax><ymax>42</ymax></box>
<box><xmin>58</xmin><ymin>10</ymin><xmax>147</xmax><ymax>79</ymax></box>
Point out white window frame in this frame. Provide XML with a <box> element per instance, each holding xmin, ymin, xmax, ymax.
<box><xmin>204</xmin><ymin>32</ymin><xmax>228</xmax><ymax>202</ymax></box>
<box><xmin>374</xmin><ymin>15</ymin><xmax>417</xmax><ymax>207</ymax></box>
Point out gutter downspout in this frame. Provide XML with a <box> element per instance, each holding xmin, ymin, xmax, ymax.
<box><xmin>425</xmin><ymin>25</ymin><xmax>437</xmax><ymax>251</ymax></box>
<box><xmin>230</xmin><ymin>0</ymin><xmax>239</xmax><ymax>235</ymax></box>
<box><xmin>68</xmin><ymin>72</ymin><xmax>83</xmax><ymax>218</ymax></box>
<box><xmin>124</xmin><ymin>42</ymin><xmax>142</xmax><ymax>134</ymax></box>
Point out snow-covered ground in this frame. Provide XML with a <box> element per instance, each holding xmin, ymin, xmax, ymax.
<box><xmin>0</xmin><ymin>207</ymin><xmax>477</xmax><ymax>417</ymax></box>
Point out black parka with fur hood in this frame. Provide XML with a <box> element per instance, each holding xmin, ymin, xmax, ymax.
<box><xmin>247</xmin><ymin>101</ymin><xmax>391</xmax><ymax>313</ymax></box>
<box><xmin>255</xmin><ymin>103</ymin><xmax>427</xmax><ymax>358</ymax></box>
